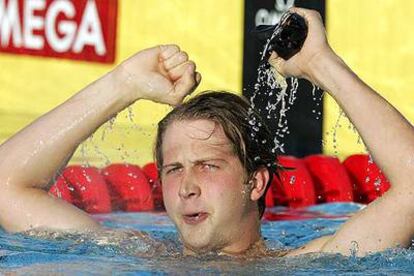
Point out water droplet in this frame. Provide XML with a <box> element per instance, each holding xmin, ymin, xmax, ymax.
<box><xmin>350</xmin><ymin>240</ymin><xmax>359</xmax><ymax>256</ymax></box>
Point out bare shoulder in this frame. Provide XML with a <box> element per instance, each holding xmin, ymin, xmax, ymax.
<box><xmin>21</xmin><ymin>227</ymin><xmax>167</xmax><ymax>256</ymax></box>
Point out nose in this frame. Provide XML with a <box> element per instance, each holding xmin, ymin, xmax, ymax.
<box><xmin>178</xmin><ymin>169</ymin><xmax>201</xmax><ymax>199</ymax></box>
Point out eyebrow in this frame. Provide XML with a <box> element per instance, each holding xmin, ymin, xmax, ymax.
<box><xmin>162</xmin><ymin>158</ymin><xmax>228</xmax><ymax>169</ymax></box>
<box><xmin>193</xmin><ymin>158</ymin><xmax>227</xmax><ymax>165</ymax></box>
<box><xmin>162</xmin><ymin>162</ymin><xmax>182</xmax><ymax>170</ymax></box>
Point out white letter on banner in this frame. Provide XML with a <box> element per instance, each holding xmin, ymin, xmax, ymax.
<box><xmin>24</xmin><ymin>0</ymin><xmax>46</xmax><ymax>50</ymax></box>
<box><xmin>46</xmin><ymin>0</ymin><xmax>76</xmax><ymax>53</ymax></box>
<box><xmin>0</xmin><ymin>0</ymin><xmax>22</xmax><ymax>47</ymax></box>
<box><xmin>73</xmin><ymin>0</ymin><xmax>106</xmax><ymax>55</ymax></box>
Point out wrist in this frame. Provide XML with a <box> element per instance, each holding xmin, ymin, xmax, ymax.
<box><xmin>113</xmin><ymin>63</ymin><xmax>144</xmax><ymax>104</ymax></box>
<box><xmin>306</xmin><ymin>49</ymin><xmax>350</xmax><ymax>93</ymax></box>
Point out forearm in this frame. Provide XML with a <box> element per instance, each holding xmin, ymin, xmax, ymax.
<box><xmin>311</xmin><ymin>52</ymin><xmax>414</xmax><ymax>186</ymax></box>
<box><xmin>0</xmin><ymin>67</ymin><xmax>134</xmax><ymax>190</ymax></box>
<box><xmin>0</xmin><ymin>45</ymin><xmax>198</xmax><ymax>233</ymax></box>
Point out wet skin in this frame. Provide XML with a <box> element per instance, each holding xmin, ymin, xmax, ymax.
<box><xmin>160</xmin><ymin>119</ymin><xmax>263</xmax><ymax>255</ymax></box>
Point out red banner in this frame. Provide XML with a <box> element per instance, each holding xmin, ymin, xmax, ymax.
<box><xmin>0</xmin><ymin>0</ymin><xmax>118</xmax><ymax>63</ymax></box>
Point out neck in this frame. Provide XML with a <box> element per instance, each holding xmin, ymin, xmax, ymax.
<box><xmin>182</xmin><ymin>237</ymin><xmax>268</xmax><ymax>257</ymax></box>
<box><xmin>218</xmin><ymin>236</ymin><xmax>267</xmax><ymax>257</ymax></box>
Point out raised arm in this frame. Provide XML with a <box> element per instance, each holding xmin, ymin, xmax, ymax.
<box><xmin>269</xmin><ymin>8</ymin><xmax>414</xmax><ymax>256</ymax></box>
<box><xmin>0</xmin><ymin>45</ymin><xmax>200</xmax><ymax>233</ymax></box>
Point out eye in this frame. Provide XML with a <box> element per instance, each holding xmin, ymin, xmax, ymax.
<box><xmin>165</xmin><ymin>166</ymin><xmax>183</xmax><ymax>175</ymax></box>
<box><xmin>201</xmin><ymin>163</ymin><xmax>219</xmax><ymax>171</ymax></box>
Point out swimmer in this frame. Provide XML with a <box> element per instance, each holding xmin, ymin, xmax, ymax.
<box><xmin>0</xmin><ymin>7</ymin><xmax>413</xmax><ymax>257</ymax></box>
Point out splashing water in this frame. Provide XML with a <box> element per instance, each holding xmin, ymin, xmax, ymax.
<box><xmin>78</xmin><ymin>107</ymin><xmax>143</xmax><ymax>167</ymax></box>
<box><xmin>311</xmin><ymin>84</ymin><xmax>323</xmax><ymax>120</ymax></box>
<box><xmin>127</xmin><ymin>106</ymin><xmax>135</xmax><ymax>122</ymax></box>
<box><xmin>64</xmin><ymin>107</ymin><xmax>157</xmax><ymax>205</ymax></box>
<box><xmin>365</xmin><ymin>155</ymin><xmax>374</xmax><ymax>184</ymax></box>
<box><xmin>332</xmin><ymin>111</ymin><xmax>344</xmax><ymax>156</ymax></box>
<box><xmin>101</xmin><ymin>116</ymin><xmax>117</xmax><ymax>142</ymax></box>
<box><xmin>250</xmin><ymin>58</ymin><xmax>295</xmax><ymax>154</ymax></box>
<box><xmin>350</xmin><ymin>240</ymin><xmax>360</xmax><ymax>257</ymax></box>
<box><xmin>251</xmin><ymin>12</ymin><xmax>368</xmax><ymax>158</ymax></box>
<box><xmin>79</xmin><ymin>137</ymin><xmax>92</xmax><ymax>168</ymax></box>
<box><xmin>249</xmin><ymin>15</ymin><xmax>322</xmax><ymax>154</ymax></box>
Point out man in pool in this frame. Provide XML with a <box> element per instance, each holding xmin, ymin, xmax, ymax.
<box><xmin>0</xmin><ymin>7</ymin><xmax>413</xmax><ymax>257</ymax></box>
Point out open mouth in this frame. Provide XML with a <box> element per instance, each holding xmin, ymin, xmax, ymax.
<box><xmin>183</xmin><ymin>212</ymin><xmax>208</xmax><ymax>225</ymax></box>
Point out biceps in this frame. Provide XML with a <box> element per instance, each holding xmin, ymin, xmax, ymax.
<box><xmin>321</xmin><ymin>190</ymin><xmax>414</xmax><ymax>256</ymax></box>
<box><xmin>0</xmin><ymin>188</ymin><xmax>100</xmax><ymax>233</ymax></box>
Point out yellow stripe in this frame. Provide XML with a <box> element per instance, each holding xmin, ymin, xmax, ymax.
<box><xmin>323</xmin><ymin>0</ymin><xmax>414</xmax><ymax>159</ymax></box>
<box><xmin>0</xmin><ymin>0</ymin><xmax>244</xmax><ymax>166</ymax></box>
<box><xmin>2</xmin><ymin>0</ymin><xmax>412</xmax><ymax>164</ymax></box>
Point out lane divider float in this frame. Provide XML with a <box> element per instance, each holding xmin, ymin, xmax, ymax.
<box><xmin>49</xmin><ymin>154</ymin><xmax>391</xmax><ymax>214</ymax></box>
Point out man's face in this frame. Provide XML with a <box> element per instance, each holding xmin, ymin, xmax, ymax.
<box><xmin>160</xmin><ymin>119</ymin><xmax>261</xmax><ymax>254</ymax></box>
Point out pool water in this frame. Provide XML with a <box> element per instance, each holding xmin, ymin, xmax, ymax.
<box><xmin>1</xmin><ymin>203</ymin><xmax>413</xmax><ymax>275</ymax></box>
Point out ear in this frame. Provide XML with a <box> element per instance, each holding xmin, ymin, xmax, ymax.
<box><xmin>250</xmin><ymin>166</ymin><xmax>270</xmax><ymax>201</ymax></box>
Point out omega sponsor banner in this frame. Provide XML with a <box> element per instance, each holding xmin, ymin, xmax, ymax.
<box><xmin>0</xmin><ymin>0</ymin><xmax>118</xmax><ymax>63</ymax></box>
<box><xmin>243</xmin><ymin>0</ymin><xmax>325</xmax><ymax>157</ymax></box>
